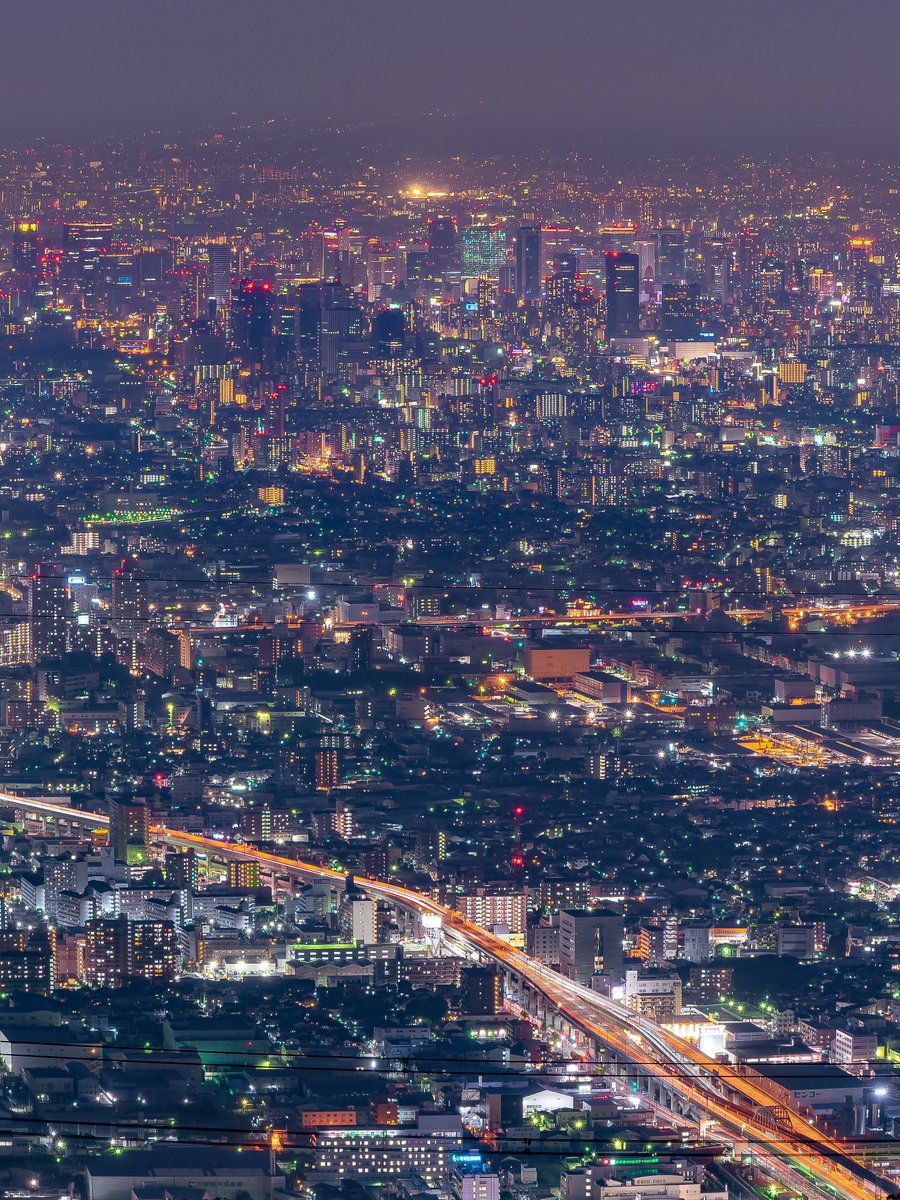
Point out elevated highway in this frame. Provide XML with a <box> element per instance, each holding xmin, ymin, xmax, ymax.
<box><xmin>0</xmin><ymin>791</ymin><xmax>890</xmax><ymax>1200</ymax></box>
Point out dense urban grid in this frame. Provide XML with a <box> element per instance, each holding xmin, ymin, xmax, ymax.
<box><xmin>0</xmin><ymin>124</ymin><xmax>898</xmax><ymax>1200</ymax></box>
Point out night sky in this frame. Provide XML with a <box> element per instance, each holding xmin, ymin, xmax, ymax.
<box><xmin>4</xmin><ymin>0</ymin><xmax>899</xmax><ymax>151</ymax></box>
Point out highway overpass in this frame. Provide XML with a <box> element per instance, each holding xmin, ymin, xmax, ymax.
<box><xmin>0</xmin><ymin>791</ymin><xmax>891</xmax><ymax>1200</ymax></box>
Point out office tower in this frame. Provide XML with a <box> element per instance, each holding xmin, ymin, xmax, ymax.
<box><xmin>758</xmin><ymin>257</ymin><xmax>786</xmax><ymax>304</ymax></box>
<box><xmin>230</xmin><ymin>278</ymin><xmax>274</xmax><ymax>365</ymax></box>
<box><xmin>404</xmin><ymin>243</ymin><xmax>430</xmax><ymax>285</ymax></box>
<box><xmin>63</xmin><ymin>219</ymin><xmax>113</xmax><ymax>306</ymax></box>
<box><xmin>28</xmin><ymin>564</ymin><xmax>71</xmax><ymax>665</ymax></box>
<box><xmin>10</xmin><ymin>219</ymin><xmax>44</xmax><ymax>307</ymax></box>
<box><xmin>297</xmin><ymin>279</ymin><xmax>361</xmax><ymax>378</ymax></box>
<box><xmin>704</xmin><ymin>241</ymin><xmax>732</xmax><ymax>302</ymax></box>
<box><xmin>425</xmin><ymin>215</ymin><xmax>459</xmax><ymax>275</ymax></box>
<box><xmin>545</xmin><ymin>273</ymin><xmax>575</xmax><ymax>319</ymax></box>
<box><xmin>539</xmin><ymin>226</ymin><xmax>572</xmax><ymax>280</ymax></box>
<box><xmin>364</xmin><ymin>238</ymin><xmax>395</xmax><ymax>300</ymax></box>
<box><xmin>265</xmin><ymin>383</ymin><xmax>289</xmax><ymax>438</ymax></box>
<box><xmin>657</xmin><ymin>226</ymin><xmax>686</xmax><ymax>285</ymax></box>
<box><xmin>207</xmin><ymin>243</ymin><xmax>231</xmax><ymax>311</ymax></box>
<box><xmin>634</xmin><ymin>238</ymin><xmax>657</xmax><ymax>282</ymax></box>
<box><xmin>559</xmin><ymin>908</ymin><xmax>625</xmax><ymax>983</ymax></box>
<box><xmin>11</xmin><ymin>219</ymin><xmax>42</xmax><ymax>276</ymax></box>
<box><xmin>552</xmin><ymin>251</ymin><xmax>578</xmax><ymax>281</ymax></box>
<box><xmin>498</xmin><ymin>261</ymin><xmax>517</xmax><ymax>297</ymax></box>
<box><xmin>109</xmin><ymin>798</ymin><xmax>149</xmax><ymax>863</ymax></box>
<box><xmin>460</xmin><ymin>225</ymin><xmax>506</xmax><ymax>276</ymax></box>
<box><xmin>848</xmin><ymin>237</ymin><xmax>881</xmax><ymax>304</ymax></box>
<box><xmin>738</xmin><ymin>228</ymin><xmax>763</xmax><ymax>296</ymax></box>
<box><xmin>605</xmin><ymin>251</ymin><xmax>641</xmax><ymax>338</ymax></box>
<box><xmin>515</xmin><ymin>223</ymin><xmax>542</xmax><ymax>303</ymax></box>
<box><xmin>372</xmin><ymin>307</ymin><xmax>405</xmax><ymax>357</ymax></box>
<box><xmin>661</xmin><ymin>282</ymin><xmax>702</xmax><ymax>339</ymax></box>
<box><xmin>460</xmin><ymin>965</ymin><xmax>503</xmax><ymax>1015</ymax></box>
<box><xmin>295</xmin><ymin>282</ymin><xmax>323</xmax><ymax>366</ymax></box>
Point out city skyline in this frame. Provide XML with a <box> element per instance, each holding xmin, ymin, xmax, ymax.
<box><xmin>0</xmin><ymin>7</ymin><xmax>896</xmax><ymax>1200</ymax></box>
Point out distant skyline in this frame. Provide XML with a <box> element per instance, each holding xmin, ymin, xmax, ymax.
<box><xmin>3</xmin><ymin>0</ymin><xmax>899</xmax><ymax>153</ymax></box>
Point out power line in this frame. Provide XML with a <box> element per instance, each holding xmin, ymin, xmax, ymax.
<box><xmin>0</xmin><ymin>1034</ymin><xmax>897</xmax><ymax>1086</ymax></box>
<box><xmin>0</xmin><ymin>1104</ymin><xmax>894</xmax><ymax>1163</ymax></box>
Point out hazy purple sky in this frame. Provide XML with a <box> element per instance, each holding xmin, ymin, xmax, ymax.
<box><xmin>5</xmin><ymin>0</ymin><xmax>899</xmax><ymax>151</ymax></box>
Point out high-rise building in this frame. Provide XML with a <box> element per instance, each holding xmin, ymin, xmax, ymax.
<box><xmin>85</xmin><ymin>916</ymin><xmax>177</xmax><ymax>986</ymax></box>
<box><xmin>63</xmin><ymin>219</ymin><xmax>114</xmax><ymax>305</ymax></box>
<box><xmin>28</xmin><ymin>564</ymin><xmax>71</xmax><ymax>665</ymax></box>
<box><xmin>109</xmin><ymin>798</ymin><xmax>149</xmax><ymax>863</ymax></box>
<box><xmin>0</xmin><ymin>927</ymin><xmax>55</xmax><ymax>995</ymax></box>
<box><xmin>425</xmin><ymin>216</ymin><xmax>459</xmax><ymax>276</ymax></box>
<box><xmin>455</xmin><ymin>889</ymin><xmax>527</xmax><ymax>934</ymax></box>
<box><xmin>349</xmin><ymin>627</ymin><xmax>373</xmax><ymax>672</ymax></box>
<box><xmin>657</xmin><ymin>226</ymin><xmax>686</xmax><ymax>286</ymax></box>
<box><xmin>340</xmin><ymin>894</ymin><xmax>377</xmax><ymax>945</ymax></box>
<box><xmin>661</xmin><ymin>282</ymin><xmax>702</xmax><ymax>339</ymax></box>
<box><xmin>605</xmin><ymin>251</ymin><xmax>640</xmax><ymax>339</ymax></box>
<box><xmin>228</xmin><ymin>860</ymin><xmax>262</xmax><ymax>890</ymax></box>
<box><xmin>10</xmin><ymin>219</ymin><xmax>44</xmax><ymax>307</ymax></box>
<box><xmin>165</xmin><ymin>848</ymin><xmax>199</xmax><ymax>889</ymax></box>
<box><xmin>738</xmin><ymin>228</ymin><xmax>763</xmax><ymax>297</ymax></box>
<box><xmin>128</xmin><ymin>919</ymin><xmax>178</xmax><ymax>982</ymax></box>
<box><xmin>515</xmin><ymin>224</ymin><xmax>542</xmax><ymax>303</ymax></box>
<box><xmin>316</xmin><ymin>747</ymin><xmax>340</xmax><ymax>792</ymax></box>
<box><xmin>85</xmin><ymin>916</ymin><xmax>129</xmax><ymax>987</ymax></box>
<box><xmin>460</xmin><ymin>965</ymin><xmax>503</xmax><ymax>1015</ymax></box>
<box><xmin>207</xmin><ymin>243</ymin><xmax>231</xmax><ymax>311</ymax></box>
<box><xmin>559</xmin><ymin>908</ymin><xmax>625</xmax><ymax>983</ymax></box>
<box><xmin>372</xmin><ymin>307</ymin><xmax>405</xmax><ymax>357</ymax></box>
<box><xmin>539</xmin><ymin>226</ymin><xmax>572</xmax><ymax>281</ymax></box>
<box><xmin>461</xmin><ymin>225</ymin><xmax>506</xmax><ymax>277</ymax></box>
<box><xmin>112</xmin><ymin>557</ymin><xmax>150</xmax><ymax>630</ymax></box>
<box><xmin>230</xmin><ymin>278</ymin><xmax>274</xmax><ymax>365</ymax></box>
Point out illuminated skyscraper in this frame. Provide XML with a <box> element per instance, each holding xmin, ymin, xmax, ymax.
<box><xmin>515</xmin><ymin>223</ymin><xmax>542</xmax><ymax>303</ymax></box>
<box><xmin>112</xmin><ymin>557</ymin><xmax>150</xmax><ymax>630</ymax></box>
<box><xmin>605</xmin><ymin>251</ymin><xmax>640</xmax><ymax>338</ymax></box>
<box><xmin>28</xmin><ymin>564</ymin><xmax>71</xmax><ymax>665</ymax></box>
<box><xmin>738</xmin><ymin>228</ymin><xmax>763</xmax><ymax>297</ymax></box>
<box><xmin>63</xmin><ymin>219</ymin><xmax>113</xmax><ymax>307</ymax></box>
<box><xmin>230</xmin><ymin>278</ymin><xmax>274</xmax><ymax>365</ymax></box>
<box><xmin>657</xmin><ymin>226</ymin><xmax>686</xmax><ymax>286</ymax></box>
<box><xmin>207</xmin><ymin>243</ymin><xmax>231</xmax><ymax>312</ymax></box>
<box><xmin>425</xmin><ymin>215</ymin><xmax>459</xmax><ymax>275</ymax></box>
<box><xmin>460</xmin><ymin>225</ymin><xmax>506</xmax><ymax>277</ymax></box>
<box><xmin>661</xmin><ymin>282</ymin><xmax>702</xmax><ymax>339</ymax></box>
<box><xmin>539</xmin><ymin>226</ymin><xmax>572</xmax><ymax>281</ymax></box>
